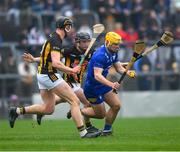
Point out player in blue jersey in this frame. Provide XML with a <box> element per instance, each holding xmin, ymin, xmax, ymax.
<box><xmin>81</xmin><ymin>32</ymin><xmax>136</xmax><ymax>136</ymax></box>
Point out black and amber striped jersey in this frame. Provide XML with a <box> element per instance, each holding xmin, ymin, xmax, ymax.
<box><xmin>38</xmin><ymin>32</ymin><xmax>63</xmax><ymax>74</ymax></box>
<box><xmin>62</xmin><ymin>45</ymin><xmax>94</xmax><ymax>84</ymax></box>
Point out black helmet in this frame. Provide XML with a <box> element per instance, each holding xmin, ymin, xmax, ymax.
<box><xmin>56</xmin><ymin>16</ymin><xmax>73</xmax><ymax>29</ymax></box>
<box><xmin>75</xmin><ymin>32</ymin><xmax>91</xmax><ymax>43</ymax></box>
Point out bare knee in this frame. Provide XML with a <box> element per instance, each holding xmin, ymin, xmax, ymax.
<box><xmin>96</xmin><ymin>111</ymin><xmax>106</xmax><ymax>119</ymax></box>
<box><xmin>70</xmin><ymin>96</ymin><xmax>80</xmax><ymax>107</ymax></box>
<box><xmin>111</xmin><ymin>103</ymin><xmax>121</xmax><ymax>112</ymax></box>
<box><xmin>43</xmin><ymin>104</ymin><xmax>55</xmax><ymax>115</ymax></box>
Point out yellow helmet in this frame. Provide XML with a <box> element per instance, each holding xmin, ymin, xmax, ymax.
<box><xmin>105</xmin><ymin>32</ymin><xmax>122</xmax><ymax>46</ymax></box>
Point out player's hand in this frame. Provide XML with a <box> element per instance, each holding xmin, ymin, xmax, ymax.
<box><xmin>71</xmin><ymin>73</ymin><xmax>79</xmax><ymax>81</ymax></box>
<box><xmin>72</xmin><ymin>66</ymin><xmax>81</xmax><ymax>74</ymax></box>
<box><xmin>22</xmin><ymin>53</ymin><xmax>34</xmax><ymax>63</ymax></box>
<box><xmin>127</xmin><ymin>70</ymin><xmax>136</xmax><ymax>78</ymax></box>
<box><xmin>121</xmin><ymin>62</ymin><xmax>128</xmax><ymax>68</ymax></box>
<box><xmin>111</xmin><ymin>82</ymin><xmax>121</xmax><ymax>90</ymax></box>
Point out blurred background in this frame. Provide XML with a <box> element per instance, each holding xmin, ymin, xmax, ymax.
<box><xmin>0</xmin><ymin>0</ymin><xmax>180</xmax><ymax>119</ymax></box>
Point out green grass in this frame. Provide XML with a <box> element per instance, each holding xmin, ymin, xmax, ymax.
<box><xmin>0</xmin><ymin>117</ymin><xmax>180</xmax><ymax>151</ymax></box>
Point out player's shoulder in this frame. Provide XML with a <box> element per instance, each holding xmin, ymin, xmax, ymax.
<box><xmin>62</xmin><ymin>45</ymin><xmax>76</xmax><ymax>56</ymax></box>
<box><xmin>93</xmin><ymin>45</ymin><xmax>106</xmax><ymax>57</ymax></box>
<box><xmin>48</xmin><ymin>32</ymin><xmax>62</xmax><ymax>44</ymax></box>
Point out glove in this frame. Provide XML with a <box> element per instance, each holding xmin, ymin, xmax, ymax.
<box><xmin>127</xmin><ymin>70</ymin><xmax>136</xmax><ymax>78</ymax></box>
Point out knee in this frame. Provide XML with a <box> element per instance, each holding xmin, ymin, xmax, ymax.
<box><xmin>112</xmin><ymin>103</ymin><xmax>121</xmax><ymax>112</ymax></box>
<box><xmin>96</xmin><ymin>111</ymin><xmax>106</xmax><ymax>119</ymax></box>
<box><xmin>43</xmin><ymin>105</ymin><xmax>55</xmax><ymax>115</ymax></box>
<box><xmin>70</xmin><ymin>97</ymin><xmax>80</xmax><ymax>107</ymax></box>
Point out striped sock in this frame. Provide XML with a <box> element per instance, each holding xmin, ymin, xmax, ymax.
<box><xmin>16</xmin><ymin>107</ymin><xmax>26</xmax><ymax>115</ymax></box>
<box><xmin>77</xmin><ymin>125</ymin><xmax>87</xmax><ymax>137</ymax></box>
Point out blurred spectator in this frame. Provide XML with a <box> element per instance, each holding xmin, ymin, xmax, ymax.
<box><xmin>44</xmin><ymin>0</ymin><xmax>56</xmax><ymax>12</ymax></box>
<box><xmin>6</xmin><ymin>0</ymin><xmax>20</xmax><ymax>26</ymax></box>
<box><xmin>106</xmin><ymin>0</ymin><xmax>119</xmax><ymax>19</ymax></box>
<box><xmin>4</xmin><ymin>52</ymin><xmax>18</xmax><ymax>99</ymax></box>
<box><xmin>138</xmin><ymin>64</ymin><xmax>152</xmax><ymax>91</ymax></box>
<box><xmin>27</xmin><ymin>26</ymin><xmax>46</xmax><ymax>45</ymax></box>
<box><xmin>154</xmin><ymin>51</ymin><xmax>163</xmax><ymax>90</ymax></box>
<box><xmin>0</xmin><ymin>52</ymin><xmax>3</xmax><ymax>73</ymax></box>
<box><xmin>18</xmin><ymin>61</ymin><xmax>36</xmax><ymax>104</ymax></box>
<box><xmin>137</xmin><ymin>22</ymin><xmax>148</xmax><ymax>41</ymax></box>
<box><xmin>154</xmin><ymin>0</ymin><xmax>171</xmax><ymax>28</ymax></box>
<box><xmin>137</xmin><ymin>56</ymin><xmax>152</xmax><ymax>90</ymax></box>
<box><xmin>166</xmin><ymin>61</ymin><xmax>180</xmax><ymax>90</ymax></box>
<box><xmin>147</xmin><ymin>22</ymin><xmax>161</xmax><ymax>40</ymax></box>
<box><xmin>170</xmin><ymin>0</ymin><xmax>180</xmax><ymax>27</ymax></box>
<box><xmin>43</xmin><ymin>26</ymin><xmax>51</xmax><ymax>38</ymax></box>
<box><xmin>31</xmin><ymin>0</ymin><xmax>45</xmax><ymax>13</ymax></box>
<box><xmin>114</xmin><ymin>22</ymin><xmax>127</xmax><ymax>40</ymax></box>
<box><xmin>59</xmin><ymin>0</ymin><xmax>74</xmax><ymax>17</ymax></box>
<box><xmin>0</xmin><ymin>33</ymin><xmax>3</xmax><ymax>44</ymax></box>
<box><xmin>92</xmin><ymin>0</ymin><xmax>108</xmax><ymax>23</ymax></box>
<box><xmin>9</xmin><ymin>94</ymin><xmax>19</xmax><ymax>106</ymax></box>
<box><xmin>56</xmin><ymin>0</ymin><xmax>68</xmax><ymax>11</ymax></box>
<box><xmin>0</xmin><ymin>52</ymin><xmax>4</xmax><ymax>97</ymax></box>
<box><xmin>173</xmin><ymin>48</ymin><xmax>180</xmax><ymax>69</ymax></box>
<box><xmin>18</xmin><ymin>28</ymin><xmax>28</xmax><ymax>47</ymax></box>
<box><xmin>116</xmin><ymin>0</ymin><xmax>132</xmax><ymax>25</ymax></box>
<box><xmin>131</xmin><ymin>0</ymin><xmax>143</xmax><ymax>29</ymax></box>
<box><xmin>174</xmin><ymin>25</ymin><xmax>180</xmax><ymax>39</ymax></box>
<box><xmin>124</xmin><ymin>25</ymin><xmax>139</xmax><ymax>46</ymax></box>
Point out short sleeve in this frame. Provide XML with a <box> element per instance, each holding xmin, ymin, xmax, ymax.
<box><xmin>94</xmin><ymin>55</ymin><xmax>106</xmax><ymax>68</ymax></box>
<box><xmin>50</xmin><ymin>38</ymin><xmax>62</xmax><ymax>53</ymax></box>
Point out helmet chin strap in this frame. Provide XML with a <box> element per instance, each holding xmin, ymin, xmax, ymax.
<box><xmin>76</xmin><ymin>43</ymin><xmax>84</xmax><ymax>53</ymax></box>
<box><xmin>63</xmin><ymin>29</ymin><xmax>67</xmax><ymax>38</ymax></box>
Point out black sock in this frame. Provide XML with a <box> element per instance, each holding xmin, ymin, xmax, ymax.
<box><xmin>77</xmin><ymin>125</ymin><xmax>85</xmax><ymax>132</ymax></box>
<box><xmin>19</xmin><ymin>107</ymin><xmax>26</xmax><ymax>114</ymax></box>
<box><xmin>85</xmin><ymin>121</ymin><xmax>92</xmax><ymax>128</ymax></box>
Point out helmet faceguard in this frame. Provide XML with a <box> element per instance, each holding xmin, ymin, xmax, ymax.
<box><xmin>56</xmin><ymin>16</ymin><xmax>73</xmax><ymax>37</ymax></box>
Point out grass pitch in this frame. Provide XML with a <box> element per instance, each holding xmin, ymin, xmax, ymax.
<box><xmin>0</xmin><ymin>117</ymin><xmax>180</xmax><ymax>151</ymax></box>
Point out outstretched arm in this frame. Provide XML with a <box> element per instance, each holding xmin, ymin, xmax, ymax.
<box><xmin>51</xmin><ymin>51</ymin><xmax>80</xmax><ymax>74</ymax></box>
<box><xmin>22</xmin><ymin>53</ymin><xmax>40</xmax><ymax>63</ymax></box>
<box><xmin>114</xmin><ymin>62</ymin><xmax>136</xmax><ymax>78</ymax></box>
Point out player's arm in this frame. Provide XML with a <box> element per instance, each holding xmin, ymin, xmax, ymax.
<box><xmin>94</xmin><ymin>67</ymin><xmax>120</xmax><ymax>90</ymax></box>
<box><xmin>114</xmin><ymin>61</ymin><xmax>136</xmax><ymax>78</ymax></box>
<box><xmin>51</xmin><ymin>51</ymin><xmax>80</xmax><ymax>74</ymax></box>
<box><xmin>22</xmin><ymin>53</ymin><xmax>40</xmax><ymax>63</ymax></box>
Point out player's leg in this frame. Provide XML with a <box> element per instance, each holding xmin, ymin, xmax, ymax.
<box><xmin>75</xmin><ymin>89</ymin><xmax>99</xmax><ymax>132</ymax></box>
<box><xmin>37</xmin><ymin>94</ymin><xmax>64</xmax><ymax>125</ymax></box>
<box><xmin>102</xmin><ymin>91</ymin><xmax>121</xmax><ymax>135</ymax></box>
<box><xmin>81</xmin><ymin>93</ymin><xmax>106</xmax><ymax>119</ymax></box>
<box><xmin>81</xmin><ymin>103</ymin><xmax>106</xmax><ymax>119</ymax></box>
<box><xmin>52</xmin><ymin>81</ymin><xmax>101</xmax><ymax>138</ymax></box>
<box><xmin>9</xmin><ymin>89</ymin><xmax>56</xmax><ymax>128</ymax></box>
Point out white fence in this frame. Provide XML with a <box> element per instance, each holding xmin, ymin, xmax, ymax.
<box><xmin>33</xmin><ymin>91</ymin><xmax>180</xmax><ymax>119</ymax></box>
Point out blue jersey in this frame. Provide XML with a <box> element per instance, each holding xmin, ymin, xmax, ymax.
<box><xmin>83</xmin><ymin>45</ymin><xmax>119</xmax><ymax>104</ymax></box>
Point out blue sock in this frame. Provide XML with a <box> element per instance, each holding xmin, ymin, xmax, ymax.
<box><xmin>104</xmin><ymin>124</ymin><xmax>112</xmax><ymax>131</ymax></box>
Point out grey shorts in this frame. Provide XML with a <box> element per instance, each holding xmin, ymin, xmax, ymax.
<box><xmin>37</xmin><ymin>73</ymin><xmax>64</xmax><ymax>90</ymax></box>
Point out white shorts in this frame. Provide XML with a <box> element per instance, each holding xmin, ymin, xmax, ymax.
<box><xmin>37</xmin><ymin>73</ymin><xmax>64</xmax><ymax>90</ymax></box>
<box><xmin>71</xmin><ymin>83</ymin><xmax>81</xmax><ymax>92</ymax></box>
